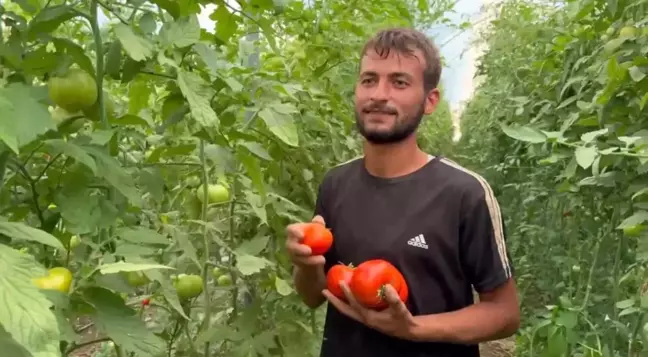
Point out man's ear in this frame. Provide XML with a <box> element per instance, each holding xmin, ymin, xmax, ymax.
<box><xmin>424</xmin><ymin>88</ymin><xmax>441</xmax><ymax>115</ymax></box>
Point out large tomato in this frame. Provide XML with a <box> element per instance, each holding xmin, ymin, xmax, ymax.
<box><xmin>349</xmin><ymin>259</ymin><xmax>408</xmax><ymax>310</ymax></box>
<box><xmin>174</xmin><ymin>274</ymin><xmax>204</xmax><ymax>299</ymax></box>
<box><xmin>33</xmin><ymin>267</ymin><xmax>73</xmax><ymax>293</ymax></box>
<box><xmin>196</xmin><ymin>183</ymin><xmax>230</xmax><ymax>204</ymax></box>
<box><xmin>326</xmin><ymin>264</ymin><xmax>354</xmax><ymax>301</ymax></box>
<box><xmin>48</xmin><ymin>68</ymin><xmax>98</xmax><ymax>112</ymax></box>
<box><xmin>302</xmin><ymin>223</ymin><xmax>333</xmax><ymax>255</ymax></box>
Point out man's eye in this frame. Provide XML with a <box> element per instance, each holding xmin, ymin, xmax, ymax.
<box><xmin>394</xmin><ymin>80</ymin><xmax>408</xmax><ymax>87</ymax></box>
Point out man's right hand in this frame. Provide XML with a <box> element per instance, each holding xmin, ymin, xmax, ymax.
<box><xmin>286</xmin><ymin>215</ymin><xmax>327</xmax><ymax>268</ymax></box>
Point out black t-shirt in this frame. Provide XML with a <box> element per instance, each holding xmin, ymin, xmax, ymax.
<box><xmin>313</xmin><ymin>155</ymin><xmax>513</xmax><ymax>357</ymax></box>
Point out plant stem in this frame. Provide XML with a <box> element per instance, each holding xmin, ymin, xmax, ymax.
<box><xmin>89</xmin><ymin>0</ymin><xmax>107</xmax><ymax>129</ymax></box>
<box><xmin>198</xmin><ymin>140</ymin><xmax>212</xmax><ymax>356</ymax></box>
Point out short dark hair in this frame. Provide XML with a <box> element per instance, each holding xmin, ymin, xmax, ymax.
<box><xmin>360</xmin><ymin>27</ymin><xmax>442</xmax><ymax>92</ymax></box>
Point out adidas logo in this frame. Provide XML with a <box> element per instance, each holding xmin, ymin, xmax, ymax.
<box><xmin>407</xmin><ymin>234</ymin><xmax>428</xmax><ymax>249</ymax></box>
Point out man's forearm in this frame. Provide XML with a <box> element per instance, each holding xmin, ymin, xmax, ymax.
<box><xmin>293</xmin><ymin>266</ymin><xmax>327</xmax><ymax>308</ymax></box>
<box><xmin>407</xmin><ymin>301</ymin><xmax>520</xmax><ymax>344</ymax></box>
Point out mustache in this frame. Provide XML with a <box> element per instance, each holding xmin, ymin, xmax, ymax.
<box><xmin>362</xmin><ymin>102</ymin><xmax>398</xmax><ymax>115</ymax></box>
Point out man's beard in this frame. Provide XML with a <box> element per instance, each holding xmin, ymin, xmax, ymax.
<box><xmin>354</xmin><ymin>103</ymin><xmax>425</xmax><ymax>144</ymax></box>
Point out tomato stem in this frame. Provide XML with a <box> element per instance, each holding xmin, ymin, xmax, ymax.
<box><xmin>198</xmin><ymin>140</ymin><xmax>212</xmax><ymax>355</ymax></box>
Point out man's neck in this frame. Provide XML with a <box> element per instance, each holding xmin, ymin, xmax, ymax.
<box><xmin>362</xmin><ymin>137</ymin><xmax>430</xmax><ymax>178</ymax></box>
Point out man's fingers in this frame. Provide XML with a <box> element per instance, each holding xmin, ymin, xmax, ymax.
<box><xmin>293</xmin><ymin>255</ymin><xmax>326</xmax><ymax>266</ymax></box>
<box><xmin>322</xmin><ymin>289</ymin><xmax>363</xmax><ymax>322</ymax></box>
<box><xmin>311</xmin><ymin>215</ymin><xmax>325</xmax><ymax>225</ymax></box>
<box><xmin>383</xmin><ymin>284</ymin><xmax>410</xmax><ymax>317</ymax></box>
<box><xmin>286</xmin><ymin>241</ymin><xmax>312</xmax><ymax>256</ymax></box>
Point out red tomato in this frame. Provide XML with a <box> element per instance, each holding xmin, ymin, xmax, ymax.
<box><xmin>142</xmin><ymin>298</ymin><xmax>150</xmax><ymax>306</ymax></box>
<box><xmin>349</xmin><ymin>259</ymin><xmax>408</xmax><ymax>310</ymax></box>
<box><xmin>302</xmin><ymin>223</ymin><xmax>333</xmax><ymax>255</ymax></box>
<box><xmin>326</xmin><ymin>264</ymin><xmax>355</xmax><ymax>301</ymax></box>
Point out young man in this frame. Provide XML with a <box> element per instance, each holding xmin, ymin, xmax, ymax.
<box><xmin>285</xmin><ymin>28</ymin><xmax>520</xmax><ymax>357</ymax></box>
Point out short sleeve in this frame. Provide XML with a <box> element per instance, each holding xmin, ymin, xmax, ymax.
<box><xmin>313</xmin><ymin>176</ymin><xmax>338</xmax><ymax>274</ymax></box>
<box><xmin>459</xmin><ymin>184</ymin><xmax>513</xmax><ymax>293</ymax></box>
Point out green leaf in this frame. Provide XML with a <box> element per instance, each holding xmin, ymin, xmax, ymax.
<box><xmin>500</xmin><ymin>123</ymin><xmax>547</xmax><ymax>143</ymax></box>
<box><xmin>27</xmin><ymin>5</ymin><xmax>78</xmax><ymax>40</ymax></box>
<box><xmin>114</xmin><ymin>24</ymin><xmax>153</xmax><ymax>62</ymax></box>
<box><xmin>0</xmin><ymin>324</ymin><xmax>32</xmax><ymax>357</ymax></box>
<box><xmin>275</xmin><ymin>277</ymin><xmax>293</xmax><ymax>296</ymax></box>
<box><xmin>0</xmin><ymin>83</ymin><xmax>56</xmax><ymax>154</ymax></box>
<box><xmin>581</xmin><ymin>128</ymin><xmax>608</xmax><ymax>143</ymax></box>
<box><xmin>0</xmin><ymin>222</ymin><xmax>65</xmax><ymax>250</ymax></box>
<box><xmin>575</xmin><ymin>146</ymin><xmax>598</xmax><ymax>169</ymax></box>
<box><xmin>83</xmin><ymin>146</ymin><xmax>142</xmax><ymax>206</ymax></box>
<box><xmin>45</xmin><ymin>139</ymin><xmax>97</xmax><ymax>174</ymax></box>
<box><xmin>83</xmin><ymin>287</ymin><xmax>165</xmax><ymax>356</ymax></box>
<box><xmin>160</xmin><ymin>15</ymin><xmax>201</xmax><ymax>48</ymax></box>
<box><xmin>51</xmin><ymin>38</ymin><xmax>94</xmax><ymax>76</ymax></box>
<box><xmin>0</xmin><ymin>245</ymin><xmax>60</xmax><ymax>357</ymax></box>
<box><xmin>235</xmin><ymin>253</ymin><xmax>272</xmax><ymax>276</ymax></box>
<box><xmin>116</xmin><ymin>227</ymin><xmax>170</xmax><ymax>245</ymax></box>
<box><xmin>211</xmin><ymin>4</ymin><xmax>240</xmax><ymax>43</ymax></box>
<box><xmin>55</xmin><ymin>188</ymin><xmax>117</xmax><ymax>235</ymax></box>
<box><xmin>176</xmin><ymin>70</ymin><xmax>218</xmax><ymax>127</ymax></box>
<box><xmin>629</xmin><ymin>66</ymin><xmax>646</xmax><ymax>82</ymax></box>
<box><xmin>96</xmin><ymin>261</ymin><xmax>175</xmax><ymax>275</ymax></box>
<box><xmin>257</xmin><ymin>107</ymin><xmax>299</xmax><ymax>147</ymax></box>
<box><xmin>127</xmin><ymin>78</ymin><xmax>151</xmax><ymax>115</ymax></box>
<box><xmin>617</xmin><ymin>211</ymin><xmax>648</xmax><ymax>229</ymax></box>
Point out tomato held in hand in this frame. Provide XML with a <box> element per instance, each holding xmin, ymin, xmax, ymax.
<box><xmin>302</xmin><ymin>223</ymin><xmax>333</xmax><ymax>255</ymax></box>
<box><xmin>349</xmin><ymin>259</ymin><xmax>408</xmax><ymax>310</ymax></box>
<box><xmin>48</xmin><ymin>68</ymin><xmax>98</xmax><ymax>112</ymax></box>
<box><xmin>33</xmin><ymin>267</ymin><xmax>73</xmax><ymax>294</ymax></box>
<box><xmin>326</xmin><ymin>264</ymin><xmax>354</xmax><ymax>301</ymax></box>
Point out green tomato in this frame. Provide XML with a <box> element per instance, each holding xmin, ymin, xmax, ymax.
<box><xmin>217</xmin><ymin>274</ymin><xmax>232</xmax><ymax>286</ymax></box>
<box><xmin>124</xmin><ymin>271</ymin><xmax>150</xmax><ymax>287</ymax></box>
<box><xmin>186</xmin><ymin>176</ymin><xmax>201</xmax><ymax>188</ymax></box>
<box><xmin>69</xmin><ymin>235</ymin><xmax>80</xmax><ymax>249</ymax></box>
<box><xmin>50</xmin><ymin>106</ymin><xmax>85</xmax><ymax>133</ymax></box>
<box><xmin>196</xmin><ymin>184</ymin><xmax>230</xmax><ymax>204</ymax></box>
<box><xmin>212</xmin><ymin>267</ymin><xmax>224</xmax><ymax>278</ymax></box>
<box><xmin>48</xmin><ymin>68</ymin><xmax>98</xmax><ymax>112</ymax></box>
<box><xmin>174</xmin><ymin>274</ymin><xmax>204</xmax><ymax>299</ymax></box>
<box><xmin>623</xmin><ymin>224</ymin><xmax>644</xmax><ymax>237</ymax></box>
<box><xmin>619</xmin><ymin>26</ymin><xmax>637</xmax><ymax>38</ymax></box>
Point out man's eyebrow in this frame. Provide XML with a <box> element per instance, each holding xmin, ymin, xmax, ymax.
<box><xmin>359</xmin><ymin>71</ymin><xmax>413</xmax><ymax>79</ymax></box>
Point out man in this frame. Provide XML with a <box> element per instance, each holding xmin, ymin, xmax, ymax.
<box><xmin>285</xmin><ymin>27</ymin><xmax>520</xmax><ymax>357</ymax></box>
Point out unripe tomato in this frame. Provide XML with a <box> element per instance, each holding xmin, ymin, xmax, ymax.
<box><xmin>186</xmin><ymin>176</ymin><xmax>201</xmax><ymax>188</ymax></box>
<box><xmin>212</xmin><ymin>267</ymin><xmax>224</xmax><ymax>278</ymax></box>
<box><xmin>49</xmin><ymin>106</ymin><xmax>85</xmax><ymax>133</ymax></box>
<box><xmin>302</xmin><ymin>223</ymin><xmax>333</xmax><ymax>255</ymax></box>
<box><xmin>48</xmin><ymin>68</ymin><xmax>98</xmax><ymax>112</ymax></box>
<box><xmin>196</xmin><ymin>183</ymin><xmax>230</xmax><ymax>204</ymax></box>
<box><xmin>124</xmin><ymin>271</ymin><xmax>150</xmax><ymax>287</ymax></box>
<box><xmin>349</xmin><ymin>259</ymin><xmax>408</xmax><ymax>310</ymax></box>
<box><xmin>326</xmin><ymin>264</ymin><xmax>354</xmax><ymax>301</ymax></box>
<box><xmin>619</xmin><ymin>26</ymin><xmax>637</xmax><ymax>38</ymax></box>
<box><xmin>68</xmin><ymin>235</ymin><xmax>80</xmax><ymax>249</ymax></box>
<box><xmin>33</xmin><ymin>267</ymin><xmax>73</xmax><ymax>293</ymax></box>
<box><xmin>623</xmin><ymin>225</ymin><xmax>644</xmax><ymax>237</ymax></box>
<box><xmin>217</xmin><ymin>274</ymin><xmax>232</xmax><ymax>286</ymax></box>
<box><xmin>174</xmin><ymin>274</ymin><xmax>204</xmax><ymax>299</ymax></box>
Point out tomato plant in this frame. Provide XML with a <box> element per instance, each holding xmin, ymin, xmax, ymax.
<box><xmin>349</xmin><ymin>259</ymin><xmax>408</xmax><ymax>309</ymax></box>
<box><xmin>0</xmin><ymin>0</ymin><xmax>456</xmax><ymax>355</ymax></box>
<box><xmin>326</xmin><ymin>263</ymin><xmax>355</xmax><ymax>301</ymax></box>
<box><xmin>302</xmin><ymin>222</ymin><xmax>333</xmax><ymax>255</ymax></box>
<box><xmin>47</xmin><ymin>68</ymin><xmax>98</xmax><ymax>113</ymax></box>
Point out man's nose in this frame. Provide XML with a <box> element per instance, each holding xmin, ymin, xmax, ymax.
<box><xmin>370</xmin><ymin>80</ymin><xmax>390</xmax><ymax>101</ymax></box>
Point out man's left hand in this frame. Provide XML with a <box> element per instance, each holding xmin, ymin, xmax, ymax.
<box><xmin>322</xmin><ymin>281</ymin><xmax>419</xmax><ymax>340</ymax></box>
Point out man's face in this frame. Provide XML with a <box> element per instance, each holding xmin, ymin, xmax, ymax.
<box><xmin>354</xmin><ymin>48</ymin><xmax>439</xmax><ymax>144</ymax></box>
